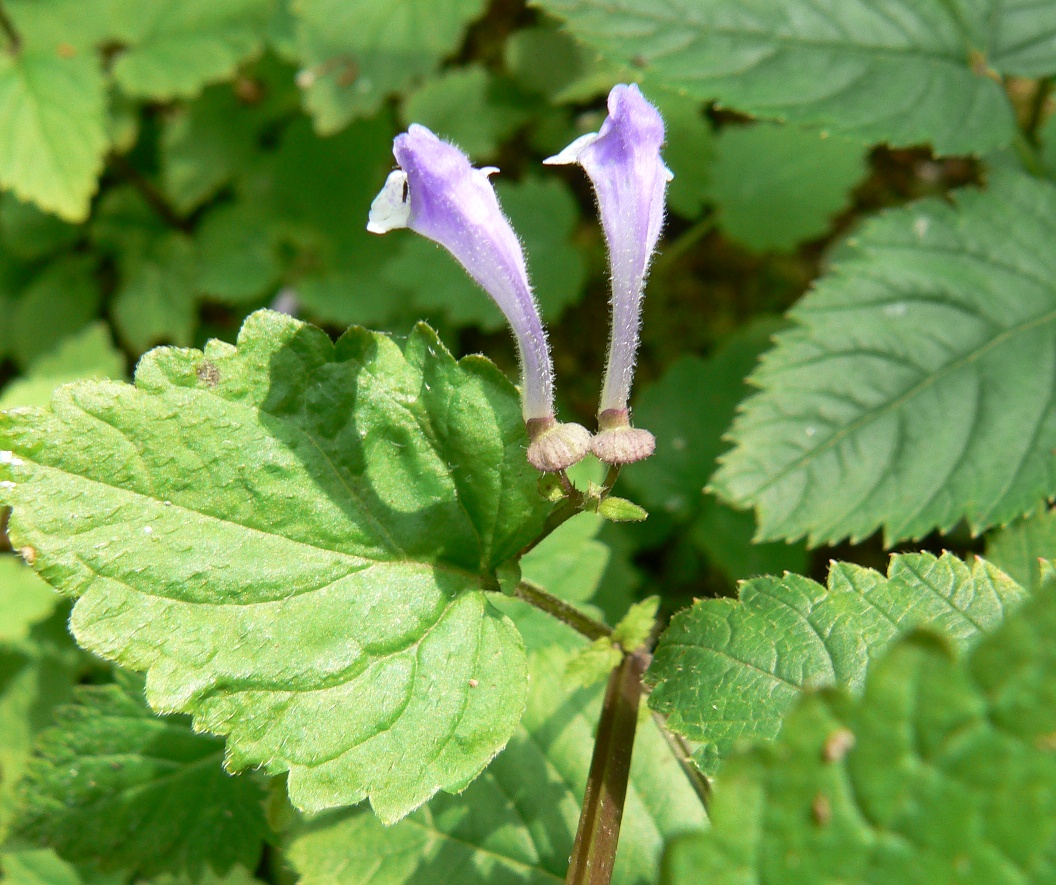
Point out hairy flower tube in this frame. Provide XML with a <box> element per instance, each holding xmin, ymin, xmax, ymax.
<box><xmin>545</xmin><ymin>84</ymin><xmax>671</xmax><ymax>465</ymax></box>
<box><xmin>368</xmin><ymin>124</ymin><xmax>589</xmax><ymax>472</ymax></box>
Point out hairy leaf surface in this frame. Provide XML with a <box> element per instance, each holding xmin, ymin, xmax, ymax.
<box><xmin>531</xmin><ymin>0</ymin><xmax>1056</xmax><ymax>154</ymax></box>
<box><xmin>289</xmin><ymin>641</ymin><xmax>707</xmax><ymax>885</ymax></box>
<box><xmin>647</xmin><ymin>552</ymin><xmax>1024</xmax><ymax>773</ymax></box>
<box><xmin>712</xmin><ymin>171</ymin><xmax>1056</xmax><ymax>545</ymax></box>
<box><xmin>0</xmin><ymin>309</ymin><xmax>550</xmax><ymax>822</ymax></box>
<box><xmin>661</xmin><ymin>579</ymin><xmax>1056</xmax><ymax>883</ymax></box>
<box><xmin>10</xmin><ymin>677</ymin><xmax>268</xmax><ymax>878</ymax></box>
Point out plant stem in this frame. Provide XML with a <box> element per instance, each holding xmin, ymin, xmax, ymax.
<box><xmin>517</xmin><ymin>496</ymin><xmax>581</xmax><ymax>558</ymax></box>
<box><xmin>565</xmin><ymin>650</ymin><xmax>647</xmax><ymax>885</ymax></box>
<box><xmin>514</xmin><ymin>580</ymin><xmax>612</xmax><ymax>641</ymax></box>
<box><xmin>0</xmin><ymin>2</ymin><xmax>20</xmax><ymax>53</ymax></box>
<box><xmin>109</xmin><ymin>154</ymin><xmax>193</xmax><ymax>233</ymax></box>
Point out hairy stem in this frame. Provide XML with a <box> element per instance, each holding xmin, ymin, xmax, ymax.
<box><xmin>0</xmin><ymin>2</ymin><xmax>20</xmax><ymax>53</ymax></box>
<box><xmin>514</xmin><ymin>580</ymin><xmax>612</xmax><ymax>641</ymax></box>
<box><xmin>566</xmin><ymin>650</ymin><xmax>647</xmax><ymax>885</ymax></box>
<box><xmin>110</xmin><ymin>154</ymin><xmax>193</xmax><ymax>233</ymax></box>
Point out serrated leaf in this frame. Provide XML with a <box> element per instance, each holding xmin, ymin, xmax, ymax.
<box><xmin>0</xmin><ymin>309</ymin><xmax>550</xmax><ymax>822</ymax></box>
<box><xmin>0</xmin><ymin>52</ymin><xmax>108</xmax><ymax>222</ymax></box>
<box><xmin>401</xmin><ymin>66</ymin><xmax>532</xmax><ymax>161</ymax></box>
<box><xmin>712</xmin><ymin>170</ymin><xmax>1056</xmax><ymax>546</ymax></box>
<box><xmin>288</xmin><ymin>641</ymin><xmax>707</xmax><ymax>885</ymax></box>
<box><xmin>612</xmin><ymin>596</ymin><xmax>659</xmax><ymax>651</ymax></box>
<box><xmin>383</xmin><ymin>177</ymin><xmax>586</xmax><ymax>331</ymax></box>
<box><xmin>647</xmin><ymin>552</ymin><xmax>1024</xmax><ymax>775</ymax></box>
<box><xmin>10</xmin><ymin>256</ymin><xmax>101</xmax><ymax>369</ymax></box>
<box><xmin>0</xmin><ymin>557</ymin><xmax>58</xmax><ymax>643</ymax></box>
<box><xmin>661</xmin><ymin>578</ymin><xmax>1056</xmax><ymax>884</ymax></box>
<box><xmin>987</xmin><ymin>506</ymin><xmax>1056</xmax><ymax>595</ymax></box>
<box><xmin>293</xmin><ymin>0</ymin><xmax>488</xmax><ymax>134</ymax></box>
<box><xmin>111</xmin><ymin>0</ymin><xmax>273</xmax><ymax>101</ymax></box>
<box><xmin>10</xmin><ymin>677</ymin><xmax>268</xmax><ymax>878</ymax></box>
<box><xmin>0</xmin><ymin>323</ymin><xmax>125</xmax><ymax>411</ymax></box>
<box><xmin>531</xmin><ymin>0</ymin><xmax>1055</xmax><ymax>155</ymax></box>
<box><xmin>565</xmin><ymin>637</ymin><xmax>622</xmax><ymax>688</ymax></box>
<box><xmin>707</xmin><ymin>123</ymin><xmax>867</xmax><ymax>252</ymax></box>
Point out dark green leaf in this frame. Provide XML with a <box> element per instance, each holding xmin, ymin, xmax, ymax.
<box><xmin>712</xmin><ymin>171</ymin><xmax>1056</xmax><ymax>546</ymax></box>
<box><xmin>647</xmin><ymin>552</ymin><xmax>1024</xmax><ymax>774</ymax></box>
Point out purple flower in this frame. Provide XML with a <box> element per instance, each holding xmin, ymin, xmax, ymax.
<box><xmin>369</xmin><ymin>124</ymin><xmax>589</xmax><ymax>472</ymax></box>
<box><xmin>545</xmin><ymin>84</ymin><xmax>671</xmax><ymax>464</ymax></box>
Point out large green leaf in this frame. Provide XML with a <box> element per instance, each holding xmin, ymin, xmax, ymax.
<box><xmin>531</xmin><ymin>0</ymin><xmax>1056</xmax><ymax>155</ymax></box>
<box><xmin>711</xmin><ymin>170</ymin><xmax>1056</xmax><ymax>546</ymax></box>
<box><xmin>647</xmin><ymin>552</ymin><xmax>1024</xmax><ymax>774</ymax></box>
<box><xmin>9</xmin><ymin>676</ymin><xmax>268</xmax><ymax>878</ymax></box>
<box><xmin>706</xmin><ymin>123</ymin><xmax>867</xmax><ymax>252</ymax></box>
<box><xmin>0</xmin><ymin>309</ymin><xmax>551</xmax><ymax>823</ymax></box>
<box><xmin>293</xmin><ymin>0</ymin><xmax>488</xmax><ymax>134</ymax></box>
<box><xmin>661</xmin><ymin>577</ymin><xmax>1056</xmax><ymax>884</ymax></box>
<box><xmin>110</xmin><ymin>0</ymin><xmax>273</xmax><ymax>100</ymax></box>
<box><xmin>288</xmin><ymin>640</ymin><xmax>707</xmax><ymax>885</ymax></box>
<box><xmin>0</xmin><ymin>52</ymin><xmax>108</xmax><ymax>222</ymax></box>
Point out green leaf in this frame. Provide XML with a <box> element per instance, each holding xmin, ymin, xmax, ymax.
<box><xmin>647</xmin><ymin>552</ymin><xmax>1025</xmax><ymax>775</ymax></box>
<box><xmin>10</xmin><ymin>676</ymin><xmax>268</xmax><ymax>878</ymax></box>
<box><xmin>112</xmin><ymin>233</ymin><xmax>198</xmax><ymax>352</ymax></box>
<box><xmin>384</xmin><ymin>177</ymin><xmax>586</xmax><ymax>331</ymax></box>
<box><xmin>195</xmin><ymin>203</ymin><xmax>281</xmax><ymax>305</ymax></box>
<box><xmin>0</xmin><ymin>611</ymin><xmax>83</xmax><ymax>828</ymax></box>
<box><xmin>401</xmin><ymin>66</ymin><xmax>532</xmax><ymax>161</ymax></box>
<box><xmin>530</xmin><ymin>0</ymin><xmax>1051</xmax><ymax>155</ymax></box>
<box><xmin>712</xmin><ymin>170</ymin><xmax>1056</xmax><ymax>546</ymax></box>
<box><xmin>0</xmin><ymin>323</ymin><xmax>125</xmax><ymax>411</ymax></box>
<box><xmin>612</xmin><ymin>595</ymin><xmax>659</xmax><ymax>651</ymax></box>
<box><xmin>706</xmin><ymin>123</ymin><xmax>867</xmax><ymax>252</ymax></box>
<box><xmin>287</xmin><ymin>641</ymin><xmax>707</xmax><ymax>885</ymax></box>
<box><xmin>0</xmin><ymin>52</ymin><xmax>108</xmax><ymax>222</ymax></box>
<box><xmin>0</xmin><ymin>310</ymin><xmax>550</xmax><ymax>822</ymax></box>
<box><xmin>10</xmin><ymin>256</ymin><xmax>101</xmax><ymax>369</ymax></box>
<box><xmin>111</xmin><ymin>0</ymin><xmax>273</xmax><ymax>100</ymax></box>
<box><xmin>0</xmin><ymin>850</ymin><xmax>81</xmax><ymax>885</ymax></box>
<box><xmin>0</xmin><ymin>557</ymin><xmax>59</xmax><ymax>643</ymax></box>
<box><xmin>653</xmin><ymin>93</ymin><xmax>714</xmax><ymax>220</ymax></box>
<box><xmin>521</xmin><ymin>514</ymin><xmax>610</xmax><ymax>606</ymax></box>
<box><xmin>628</xmin><ymin>319</ymin><xmax>806</xmax><ymax>582</ymax></box>
<box><xmin>661</xmin><ymin>578</ymin><xmax>1056</xmax><ymax>884</ymax></box>
<box><xmin>595</xmin><ymin>496</ymin><xmax>648</xmax><ymax>523</ymax></box>
<box><xmin>987</xmin><ymin>506</ymin><xmax>1056</xmax><ymax>595</ymax></box>
<box><xmin>564</xmin><ymin>637</ymin><xmax>622</xmax><ymax>688</ymax></box>
<box><xmin>505</xmin><ymin>26</ymin><xmax>587</xmax><ymax>102</ymax></box>
<box><xmin>0</xmin><ymin>194</ymin><xmax>81</xmax><ymax>261</ymax></box>
<box><xmin>293</xmin><ymin>0</ymin><xmax>488</xmax><ymax>134</ymax></box>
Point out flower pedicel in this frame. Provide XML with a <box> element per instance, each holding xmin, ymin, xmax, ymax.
<box><xmin>368</xmin><ymin>124</ymin><xmax>590</xmax><ymax>472</ymax></box>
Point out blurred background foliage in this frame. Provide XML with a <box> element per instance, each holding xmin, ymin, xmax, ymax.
<box><xmin>0</xmin><ymin>0</ymin><xmax>1051</xmax><ymax>876</ymax></box>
